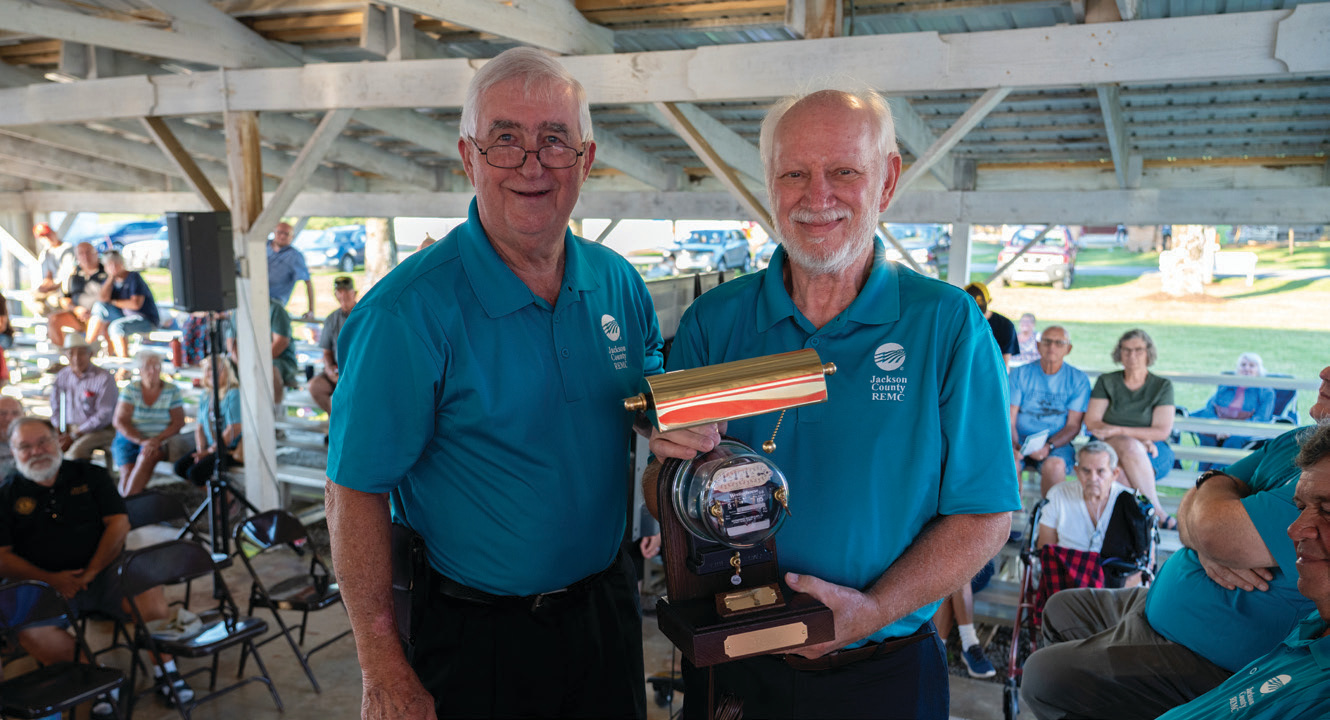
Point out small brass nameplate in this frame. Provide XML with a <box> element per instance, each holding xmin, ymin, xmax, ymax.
<box><xmin>723</xmin><ymin>622</ymin><xmax>808</xmax><ymax>658</ymax></box>
<box><xmin>722</xmin><ymin>586</ymin><xmax>778</xmax><ymax>612</ymax></box>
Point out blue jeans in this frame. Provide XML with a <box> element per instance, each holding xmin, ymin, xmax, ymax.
<box><xmin>93</xmin><ymin>302</ymin><xmax>156</xmax><ymax>340</ymax></box>
<box><xmin>110</xmin><ymin>432</ymin><xmax>142</xmax><ymax>468</ymax></box>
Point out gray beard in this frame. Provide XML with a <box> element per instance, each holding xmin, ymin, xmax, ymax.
<box><xmin>775</xmin><ymin>215</ymin><xmax>877</xmax><ymax>277</ymax></box>
<box><xmin>18</xmin><ymin>454</ymin><xmax>61</xmax><ymax>484</ymax></box>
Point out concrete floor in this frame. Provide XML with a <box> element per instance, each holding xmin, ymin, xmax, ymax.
<box><xmin>41</xmin><ymin>526</ymin><xmax>1006</xmax><ymax>720</ymax></box>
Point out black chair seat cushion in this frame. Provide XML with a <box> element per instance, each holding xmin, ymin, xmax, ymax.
<box><xmin>0</xmin><ymin>662</ymin><xmax>124</xmax><ymax>717</ymax></box>
<box><xmin>152</xmin><ymin>616</ymin><xmax>269</xmax><ymax>658</ymax></box>
<box><xmin>258</xmin><ymin>575</ymin><xmax>342</xmax><ymax>612</ymax></box>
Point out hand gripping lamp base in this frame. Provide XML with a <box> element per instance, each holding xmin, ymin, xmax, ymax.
<box><xmin>625</xmin><ymin>349</ymin><xmax>838</xmax><ymax>667</ymax></box>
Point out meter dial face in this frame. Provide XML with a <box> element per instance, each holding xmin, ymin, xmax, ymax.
<box><xmin>672</xmin><ymin>440</ymin><xmax>789</xmax><ymax>549</ymax></box>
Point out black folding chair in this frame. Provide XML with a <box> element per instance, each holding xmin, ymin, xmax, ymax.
<box><xmin>120</xmin><ymin>540</ymin><xmax>282</xmax><ymax>719</ymax></box>
<box><xmin>124</xmin><ymin>490</ymin><xmax>205</xmax><ymax>608</ymax></box>
<box><xmin>0</xmin><ymin>580</ymin><xmax>126</xmax><ymax>719</ymax></box>
<box><xmin>234</xmin><ymin>509</ymin><xmax>352</xmax><ymax>693</ymax></box>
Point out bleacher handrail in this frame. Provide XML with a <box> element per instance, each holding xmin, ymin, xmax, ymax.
<box><xmin>1082</xmin><ymin>369</ymin><xmax>1319</xmax><ymax>392</ymax></box>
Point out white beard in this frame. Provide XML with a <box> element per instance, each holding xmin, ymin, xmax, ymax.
<box><xmin>775</xmin><ymin>207</ymin><xmax>877</xmax><ymax>276</ymax></box>
<box><xmin>17</xmin><ymin>452</ymin><xmax>61</xmax><ymax>484</ymax></box>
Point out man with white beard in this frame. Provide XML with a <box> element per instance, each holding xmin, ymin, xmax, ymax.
<box><xmin>646</xmin><ymin>87</ymin><xmax>1019</xmax><ymax>719</ymax></box>
<box><xmin>0</xmin><ymin>417</ymin><xmax>192</xmax><ymax>716</ymax></box>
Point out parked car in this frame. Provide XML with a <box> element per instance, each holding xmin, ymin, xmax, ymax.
<box><xmin>994</xmin><ymin>225</ymin><xmax>1078</xmax><ymax>289</ymax></box>
<box><xmin>754</xmin><ymin>239</ymin><xmax>779</xmax><ymax>270</ymax></box>
<box><xmin>623</xmin><ymin>246</ymin><xmax>677</xmax><ymax>279</ymax></box>
<box><xmin>671</xmin><ymin>229</ymin><xmax>751</xmax><ymax>274</ymax></box>
<box><xmin>881</xmin><ymin>223</ymin><xmax>948</xmax><ymax>277</ymax></box>
<box><xmin>121</xmin><ymin>227</ymin><xmax>170</xmax><ymax>270</ymax></box>
<box><xmin>297</xmin><ymin>225</ymin><xmax>366</xmax><ymax>272</ymax></box>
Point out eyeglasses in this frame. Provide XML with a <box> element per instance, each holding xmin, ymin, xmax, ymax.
<box><xmin>1120</xmin><ymin>346</ymin><xmax>1149</xmax><ymax>355</ymax></box>
<box><xmin>15</xmin><ymin>436</ymin><xmax>56</xmax><ymax>454</ymax></box>
<box><xmin>1038</xmin><ymin>339</ymin><xmax>1069</xmax><ymax>347</ymax></box>
<box><xmin>470</xmin><ymin>141</ymin><xmax>584</xmax><ymax>170</ymax></box>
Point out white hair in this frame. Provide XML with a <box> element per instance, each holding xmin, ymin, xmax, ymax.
<box><xmin>758</xmin><ymin>84</ymin><xmax>899</xmax><ymax>196</ymax></box>
<box><xmin>459</xmin><ymin>47</ymin><xmax>593</xmax><ymax>145</ymax></box>
<box><xmin>1237</xmin><ymin>352</ymin><xmax>1267</xmax><ymax>376</ymax></box>
<box><xmin>1078</xmin><ymin>440</ymin><xmax>1119</xmax><ymax>469</ymax></box>
<box><xmin>135</xmin><ymin>350</ymin><xmax>163</xmax><ymax>373</ymax></box>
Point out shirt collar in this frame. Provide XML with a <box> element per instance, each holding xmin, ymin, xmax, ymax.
<box><xmin>755</xmin><ymin>237</ymin><xmax>902</xmax><ymax>332</ymax></box>
<box><xmin>458</xmin><ymin>198</ymin><xmax>598</xmax><ymax>318</ymax></box>
<box><xmin>1293</xmin><ymin>611</ymin><xmax>1330</xmax><ymax>670</ymax></box>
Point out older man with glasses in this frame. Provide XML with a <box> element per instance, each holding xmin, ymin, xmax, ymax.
<box><xmin>1009</xmin><ymin>325</ymin><xmax>1093</xmax><ymax>496</ymax></box>
<box><xmin>325</xmin><ymin>47</ymin><xmax>661</xmax><ymax>719</ymax></box>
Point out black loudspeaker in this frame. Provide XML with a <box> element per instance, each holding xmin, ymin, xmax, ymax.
<box><xmin>166</xmin><ymin>211</ymin><xmax>237</xmax><ymax>312</ymax></box>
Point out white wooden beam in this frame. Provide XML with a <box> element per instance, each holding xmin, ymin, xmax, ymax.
<box><xmin>888</xmin><ymin>98</ymin><xmax>956</xmax><ymax>190</ymax></box>
<box><xmin>1096</xmin><ymin>84</ymin><xmax>1132</xmax><ymax>190</ymax></box>
<box><xmin>140</xmin><ymin>117</ymin><xmax>229</xmax><ymax>211</ymax></box>
<box><xmin>785</xmin><ymin>0</ymin><xmax>842</xmax><ymax>39</ymax></box>
<box><xmin>591</xmin><ymin>218</ymin><xmax>621</xmax><ymax>243</ymax></box>
<box><xmin>388</xmin><ymin>0</ymin><xmax>614</xmax><ymax>55</ymax></box>
<box><xmin>138</xmin><ymin>0</ymin><xmax>304</xmax><ymax>67</ymax></box>
<box><xmin>636</xmin><ymin>103</ymin><xmax>764</xmax><ymax>184</ymax></box>
<box><xmin>246</xmin><ymin>109</ymin><xmax>355</xmax><ymax>245</ymax></box>
<box><xmin>592</xmin><ymin>127</ymin><xmax>685</xmax><ymax>191</ymax></box>
<box><xmin>9</xmin><ymin>186</ymin><xmax>1330</xmax><ymax>224</ymax></box>
<box><xmin>260</xmin><ymin>113</ymin><xmax>441</xmax><ymax>190</ymax></box>
<box><xmin>896</xmin><ymin>87</ymin><xmax>1011</xmax><ymax>195</ymax></box>
<box><xmin>0</xmin><ymin>134</ymin><xmax>171</xmax><ymax>189</ymax></box>
<box><xmin>6</xmin><ymin>9</ymin><xmax>1328</xmax><ymax>125</ymax></box>
<box><xmin>352</xmin><ymin>108</ymin><xmax>461</xmax><ymax>161</ymax></box>
<box><xmin>654</xmin><ymin>102</ymin><xmax>775</xmax><ymax>238</ymax></box>
<box><xmin>0</xmin><ymin>0</ymin><xmax>278</xmax><ymax>68</ymax></box>
<box><xmin>0</xmin><ymin>160</ymin><xmax>122</xmax><ymax>191</ymax></box>
<box><xmin>1115</xmin><ymin>0</ymin><xmax>1139</xmax><ymax>21</ymax></box>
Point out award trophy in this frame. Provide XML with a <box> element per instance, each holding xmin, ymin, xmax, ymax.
<box><xmin>624</xmin><ymin>348</ymin><xmax>837</xmax><ymax>667</ymax></box>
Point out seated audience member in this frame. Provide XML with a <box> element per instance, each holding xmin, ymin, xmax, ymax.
<box><xmin>309</xmin><ymin>276</ymin><xmax>357</xmax><ymax>415</ymax></box>
<box><xmin>29</xmin><ymin>223</ymin><xmax>75</xmax><ymax>318</ymax></box>
<box><xmin>1021</xmin><ymin>364</ymin><xmax>1330</xmax><ymax>720</ymax></box>
<box><xmin>933</xmin><ymin>561</ymin><xmax>1000</xmax><ymax>680</ymax></box>
<box><xmin>0</xmin><ymin>396</ymin><xmax>22</xmax><ymax>479</ymax></box>
<box><xmin>86</xmin><ymin>250</ymin><xmax>160</xmax><ymax>358</ymax></box>
<box><xmin>178</xmin><ymin>312</ymin><xmax>214</xmax><ymax>367</ymax></box>
<box><xmin>1013</xmin><ymin>312</ymin><xmax>1040</xmax><ymax>366</ymax></box>
<box><xmin>1156</xmin><ymin>421</ymin><xmax>1330</xmax><ymax>720</ymax></box>
<box><xmin>964</xmin><ymin>281</ymin><xmax>1018</xmax><ymax>366</ymax></box>
<box><xmin>1191</xmin><ymin>352</ymin><xmax>1277</xmax><ymax>469</ymax></box>
<box><xmin>1084</xmin><ymin>328</ymin><xmax>1175</xmax><ymax>528</ymax></box>
<box><xmin>46</xmin><ymin>242</ymin><xmax>106</xmax><ymax>347</ymax></box>
<box><xmin>0</xmin><ymin>418</ymin><xmax>194</xmax><ymax>716</ymax></box>
<box><xmin>174</xmin><ymin>355</ymin><xmax>242</xmax><ymax>486</ymax></box>
<box><xmin>112</xmin><ymin>352</ymin><xmax>185</xmax><ymax>497</ymax></box>
<box><xmin>50</xmin><ymin>336</ymin><xmax>117</xmax><ymax>461</ymax></box>
<box><xmin>1010</xmin><ymin>325</ymin><xmax>1092</xmax><ymax>496</ymax></box>
<box><xmin>1037</xmin><ymin>441</ymin><xmax>1143</xmax><ymax>590</ymax></box>
<box><xmin>269</xmin><ymin>298</ymin><xmax>300</xmax><ymax>406</ymax></box>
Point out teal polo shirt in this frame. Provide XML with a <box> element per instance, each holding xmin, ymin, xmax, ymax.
<box><xmin>1146</xmin><ymin>427</ymin><xmax>1313</xmax><ymax>671</ymax></box>
<box><xmin>668</xmin><ymin>243</ymin><xmax>1022</xmax><ymax>644</ymax></box>
<box><xmin>327</xmin><ymin>200</ymin><xmax>664</xmax><ymax>596</ymax></box>
<box><xmin>1158</xmin><ymin>611</ymin><xmax>1330</xmax><ymax>720</ymax></box>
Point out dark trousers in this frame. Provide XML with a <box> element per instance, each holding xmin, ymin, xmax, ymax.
<box><xmin>681</xmin><ymin>622</ymin><xmax>949</xmax><ymax>720</ymax></box>
<box><xmin>174</xmin><ymin>450</ymin><xmax>239</xmax><ymax>486</ymax></box>
<box><xmin>411</xmin><ymin>552</ymin><xmax>647</xmax><ymax>719</ymax></box>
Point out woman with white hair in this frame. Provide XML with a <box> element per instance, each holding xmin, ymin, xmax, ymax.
<box><xmin>173</xmin><ymin>354</ymin><xmax>242</xmax><ymax>486</ymax></box>
<box><xmin>1191</xmin><ymin>352</ymin><xmax>1277</xmax><ymax>469</ymax></box>
<box><xmin>112</xmin><ymin>350</ymin><xmax>185</xmax><ymax>496</ymax></box>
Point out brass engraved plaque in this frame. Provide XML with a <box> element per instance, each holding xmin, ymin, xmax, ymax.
<box><xmin>721</xmin><ymin>586</ymin><xmax>779</xmax><ymax>612</ymax></box>
<box><xmin>723</xmin><ymin>622</ymin><xmax>809</xmax><ymax>657</ymax></box>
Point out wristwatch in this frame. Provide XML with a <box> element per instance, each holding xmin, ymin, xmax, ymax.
<box><xmin>1194</xmin><ymin>469</ymin><xmax>1227</xmax><ymax>489</ymax></box>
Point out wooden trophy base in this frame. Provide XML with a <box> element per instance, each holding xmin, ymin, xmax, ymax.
<box><xmin>656</xmin><ymin>587</ymin><xmax>834</xmax><ymax>667</ymax></box>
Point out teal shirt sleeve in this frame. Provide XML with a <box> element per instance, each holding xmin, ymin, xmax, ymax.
<box><xmin>1242</xmin><ymin>483</ymin><xmax>1299</xmax><ymax>578</ymax></box>
<box><xmin>326</xmin><ymin>299</ymin><xmax>448</xmax><ymax>493</ymax></box>
<box><xmin>937</xmin><ymin>309</ymin><xmax>1022</xmax><ymax>516</ymax></box>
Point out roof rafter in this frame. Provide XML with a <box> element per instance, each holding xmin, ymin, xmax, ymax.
<box><xmin>895</xmin><ymin>87</ymin><xmax>1011</xmax><ymax>196</ymax></box>
<box><xmin>1095</xmin><ymin>83</ymin><xmax>1134</xmax><ymax>189</ymax></box>
<box><xmin>389</xmin><ymin>0</ymin><xmax>614</xmax><ymax>55</ymax></box>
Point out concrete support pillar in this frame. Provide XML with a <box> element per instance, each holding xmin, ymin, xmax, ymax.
<box><xmin>947</xmin><ymin>223</ymin><xmax>973</xmax><ymax>288</ymax></box>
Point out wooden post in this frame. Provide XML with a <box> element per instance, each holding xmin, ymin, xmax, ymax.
<box><xmin>224</xmin><ymin>110</ymin><xmax>280</xmax><ymax>511</ymax></box>
<box><xmin>363</xmin><ymin>218</ymin><xmax>397</xmax><ymax>290</ymax></box>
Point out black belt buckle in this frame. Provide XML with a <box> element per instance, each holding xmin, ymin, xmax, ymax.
<box><xmin>530</xmin><ymin>588</ymin><xmax>567</xmax><ymax>612</ymax></box>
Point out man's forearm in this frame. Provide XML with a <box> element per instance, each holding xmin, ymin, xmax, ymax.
<box><xmin>1049</xmin><ymin>424</ymin><xmax>1080</xmax><ymax>448</ymax></box>
<box><xmin>306</xmin><ymin>282</ymin><xmax>316</xmax><ymax>316</ymax></box>
<box><xmin>84</xmin><ymin>517</ymin><xmax>129</xmax><ymax>578</ymax></box>
<box><xmin>0</xmin><ymin>550</ymin><xmax>59</xmax><ymax>584</ymax></box>
<box><xmin>325</xmin><ymin>481</ymin><xmax>416</xmax><ymax>683</ymax></box>
<box><xmin>865</xmin><ymin>512</ymin><xmax>1011</xmax><ymax>630</ymax></box>
<box><xmin>1177</xmin><ymin>473</ymin><xmax>1274</xmax><ymax>568</ymax></box>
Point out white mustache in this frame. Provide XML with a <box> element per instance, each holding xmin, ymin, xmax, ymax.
<box><xmin>788</xmin><ymin>209</ymin><xmax>849</xmax><ymax>224</ymax></box>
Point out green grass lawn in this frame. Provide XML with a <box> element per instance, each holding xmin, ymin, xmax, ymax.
<box><xmin>1046</xmin><ymin>320</ymin><xmax>1325</xmax><ymax>413</ymax></box>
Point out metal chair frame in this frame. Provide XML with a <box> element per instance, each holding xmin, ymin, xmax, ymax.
<box><xmin>0</xmin><ymin>580</ymin><xmax>127</xmax><ymax>720</ymax></box>
<box><xmin>234</xmin><ymin>509</ymin><xmax>352</xmax><ymax>693</ymax></box>
<box><xmin>119</xmin><ymin>539</ymin><xmax>282</xmax><ymax>719</ymax></box>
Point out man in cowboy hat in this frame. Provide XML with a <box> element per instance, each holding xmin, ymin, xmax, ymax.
<box><xmin>49</xmin><ymin>336</ymin><xmax>117</xmax><ymax>460</ymax></box>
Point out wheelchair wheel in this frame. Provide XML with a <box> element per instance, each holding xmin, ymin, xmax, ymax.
<box><xmin>1004</xmin><ymin>678</ymin><xmax>1020</xmax><ymax>720</ymax></box>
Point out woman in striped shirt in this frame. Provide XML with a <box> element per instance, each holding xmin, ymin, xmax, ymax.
<box><xmin>113</xmin><ymin>351</ymin><xmax>185</xmax><ymax>496</ymax></box>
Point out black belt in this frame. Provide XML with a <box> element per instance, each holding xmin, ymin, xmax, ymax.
<box><xmin>431</xmin><ymin>563</ymin><xmax>614</xmax><ymax>613</ymax></box>
<box><xmin>781</xmin><ymin>625</ymin><xmax>935</xmax><ymax>672</ymax></box>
